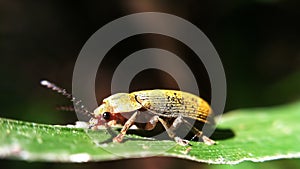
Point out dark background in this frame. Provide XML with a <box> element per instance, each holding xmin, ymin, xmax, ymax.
<box><xmin>0</xmin><ymin>0</ymin><xmax>299</xmax><ymax>169</ymax></box>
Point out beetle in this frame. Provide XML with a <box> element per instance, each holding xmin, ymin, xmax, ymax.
<box><xmin>41</xmin><ymin>80</ymin><xmax>215</xmax><ymax>146</ymax></box>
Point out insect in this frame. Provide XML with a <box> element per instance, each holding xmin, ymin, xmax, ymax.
<box><xmin>41</xmin><ymin>80</ymin><xmax>215</xmax><ymax>146</ymax></box>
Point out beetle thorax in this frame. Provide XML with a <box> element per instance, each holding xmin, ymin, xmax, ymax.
<box><xmin>102</xmin><ymin>93</ymin><xmax>142</xmax><ymax>113</ymax></box>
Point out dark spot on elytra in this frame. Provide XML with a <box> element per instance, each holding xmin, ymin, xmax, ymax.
<box><xmin>177</xmin><ymin>98</ymin><xmax>183</xmax><ymax>104</ymax></box>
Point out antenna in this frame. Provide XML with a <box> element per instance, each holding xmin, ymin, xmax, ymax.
<box><xmin>40</xmin><ymin>80</ymin><xmax>92</xmax><ymax>117</ymax></box>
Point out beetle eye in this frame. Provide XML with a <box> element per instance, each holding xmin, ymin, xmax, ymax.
<box><xmin>102</xmin><ymin>112</ymin><xmax>111</xmax><ymax>120</ymax></box>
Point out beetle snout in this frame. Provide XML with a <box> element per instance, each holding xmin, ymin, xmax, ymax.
<box><xmin>88</xmin><ymin>117</ymin><xmax>98</xmax><ymax>129</ymax></box>
<box><xmin>88</xmin><ymin>116</ymin><xmax>107</xmax><ymax>129</ymax></box>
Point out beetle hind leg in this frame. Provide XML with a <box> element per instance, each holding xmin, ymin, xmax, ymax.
<box><xmin>181</xmin><ymin>119</ymin><xmax>215</xmax><ymax>145</ymax></box>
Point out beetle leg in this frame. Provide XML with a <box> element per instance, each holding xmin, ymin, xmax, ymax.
<box><xmin>190</xmin><ymin>127</ymin><xmax>215</xmax><ymax>145</ymax></box>
<box><xmin>113</xmin><ymin>111</ymin><xmax>139</xmax><ymax>143</ymax></box>
<box><xmin>174</xmin><ymin>136</ymin><xmax>190</xmax><ymax>146</ymax></box>
<box><xmin>169</xmin><ymin>115</ymin><xmax>184</xmax><ymax>131</ymax></box>
<box><xmin>156</xmin><ymin>117</ymin><xmax>175</xmax><ymax>138</ymax></box>
<box><xmin>144</xmin><ymin>115</ymin><xmax>159</xmax><ymax>130</ymax></box>
<box><xmin>156</xmin><ymin>116</ymin><xmax>190</xmax><ymax>146</ymax></box>
<box><xmin>145</xmin><ymin>109</ymin><xmax>177</xmax><ymax>138</ymax></box>
<box><xmin>170</xmin><ymin>115</ymin><xmax>191</xmax><ymax>146</ymax></box>
<box><xmin>180</xmin><ymin>118</ymin><xmax>215</xmax><ymax>145</ymax></box>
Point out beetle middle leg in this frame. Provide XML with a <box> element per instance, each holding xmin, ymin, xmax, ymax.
<box><xmin>143</xmin><ymin>114</ymin><xmax>191</xmax><ymax>146</ymax></box>
<box><xmin>144</xmin><ymin>115</ymin><xmax>160</xmax><ymax>130</ymax></box>
<box><xmin>167</xmin><ymin>115</ymin><xmax>195</xmax><ymax>146</ymax></box>
<box><xmin>145</xmin><ymin>115</ymin><xmax>176</xmax><ymax>139</ymax></box>
<box><xmin>113</xmin><ymin>111</ymin><xmax>140</xmax><ymax>143</ymax></box>
<box><xmin>156</xmin><ymin>114</ymin><xmax>215</xmax><ymax>145</ymax></box>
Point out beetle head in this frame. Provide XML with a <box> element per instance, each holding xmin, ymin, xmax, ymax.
<box><xmin>89</xmin><ymin>103</ymin><xmax>126</xmax><ymax>129</ymax></box>
<box><xmin>89</xmin><ymin>104</ymin><xmax>110</xmax><ymax>128</ymax></box>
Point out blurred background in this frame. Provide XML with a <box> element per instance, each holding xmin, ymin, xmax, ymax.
<box><xmin>0</xmin><ymin>0</ymin><xmax>299</xmax><ymax>169</ymax></box>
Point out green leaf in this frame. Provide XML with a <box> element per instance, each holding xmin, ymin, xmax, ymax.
<box><xmin>1</xmin><ymin>101</ymin><xmax>300</xmax><ymax>164</ymax></box>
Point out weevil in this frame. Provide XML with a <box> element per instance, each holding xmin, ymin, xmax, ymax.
<box><xmin>41</xmin><ymin>80</ymin><xmax>215</xmax><ymax>146</ymax></box>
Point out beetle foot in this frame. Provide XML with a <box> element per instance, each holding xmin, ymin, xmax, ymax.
<box><xmin>113</xmin><ymin>134</ymin><xmax>124</xmax><ymax>143</ymax></box>
<box><xmin>202</xmin><ymin>136</ymin><xmax>216</xmax><ymax>145</ymax></box>
<box><xmin>174</xmin><ymin>136</ymin><xmax>190</xmax><ymax>146</ymax></box>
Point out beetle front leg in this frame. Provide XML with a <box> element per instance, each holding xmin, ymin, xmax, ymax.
<box><xmin>113</xmin><ymin>111</ymin><xmax>139</xmax><ymax>143</ymax></box>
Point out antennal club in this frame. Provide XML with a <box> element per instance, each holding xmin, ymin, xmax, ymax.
<box><xmin>40</xmin><ymin>80</ymin><xmax>92</xmax><ymax>117</ymax></box>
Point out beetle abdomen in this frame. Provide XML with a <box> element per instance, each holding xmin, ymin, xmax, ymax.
<box><xmin>131</xmin><ymin>89</ymin><xmax>212</xmax><ymax>123</ymax></box>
